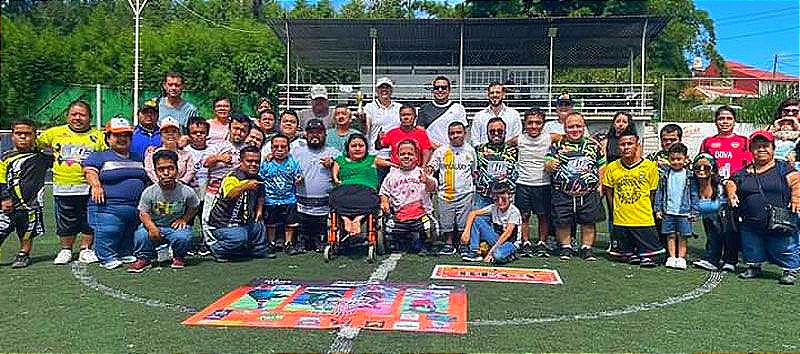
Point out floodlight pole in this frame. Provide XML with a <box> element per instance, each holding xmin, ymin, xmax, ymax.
<box><xmin>285</xmin><ymin>20</ymin><xmax>291</xmax><ymax>109</ymax></box>
<box><xmin>458</xmin><ymin>22</ymin><xmax>464</xmax><ymax>104</ymax></box>
<box><xmin>659</xmin><ymin>75</ymin><xmax>665</xmax><ymax>122</ymax></box>
<box><xmin>370</xmin><ymin>28</ymin><xmax>377</xmax><ymax>99</ymax></box>
<box><xmin>127</xmin><ymin>0</ymin><xmax>148</xmax><ymax>125</ymax></box>
<box><xmin>548</xmin><ymin>27</ymin><xmax>557</xmax><ymax>116</ymax></box>
<box><xmin>640</xmin><ymin>19</ymin><xmax>648</xmax><ymax>116</ymax></box>
<box><xmin>96</xmin><ymin>84</ymin><xmax>102</xmax><ymax>129</ymax></box>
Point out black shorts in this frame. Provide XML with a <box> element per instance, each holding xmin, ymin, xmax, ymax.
<box><xmin>297</xmin><ymin>212</ymin><xmax>327</xmax><ymax>239</ymax></box>
<box><xmin>514</xmin><ymin>184</ymin><xmax>551</xmax><ymax>216</ymax></box>
<box><xmin>0</xmin><ymin>208</ymin><xmax>45</xmax><ymax>244</ymax></box>
<box><xmin>550</xmin><ymin>189</ymin><xmax>605</xmax><ymax>226</ymax></box>
<box><xmin>609</xmin><ymin>225</ymin><xmax>665</xmax><ymax>259</ymax></box>
<box><xmin>54</xmin><ymin>195</ymin><xmax>92</xmax><ymax>237</ymax></box>
<box><xmin>264</xmin><ymin>204</ymin><xmax>298</xmax><ymax>226</ymax></box>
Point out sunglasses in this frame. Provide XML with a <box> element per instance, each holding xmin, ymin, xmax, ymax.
<box><xmin>782</xmin><ymin>108</ymin><xmax>799</xmax><ymax>116</ymax></box>
<box><xmin>693</xmin><ymin>165</ymin><xmax>712</xmax><ymax>172</ymax></box>
<box><xmin>488</xmin><ymin>129</ymin><xmax>505</xmax><ymax>134</ymax></box>
<box><xmin>433</xmin><ymin>85</ymin><xmax>450</xmax><ymax>91</ymax></box>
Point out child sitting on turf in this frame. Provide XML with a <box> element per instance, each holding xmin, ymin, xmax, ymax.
<box><xmin>460</xmin><ymin>183</ymin><xmax>521</xmax><ymax>264</ymax></box>
<box><xmin>129</xmin><ymin>150</ymin><xmax>200</xmax><ymax>272</ymax></box>
<box><xmin>379</xmin><ymin>140</ymin><xmax>437</xmax><ymax>253</ymax></box>
<box><xmin>654</xmin><ymin>143</ymin><xmax>698</xmax><ymax>270</ymax></box>
<box><xmin>259</xmin><ymin>134</ymin><xmax>303</xmax><ymax>256</ymax></box>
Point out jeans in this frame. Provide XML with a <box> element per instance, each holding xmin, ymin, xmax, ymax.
<box><xmin>473</xmin><ymin>193</ymin><xmax>493</xmax><ymax>224</ymax></box>
<box><xmin>88</xmin><ymin>204</ymin><xmax>138</xmax><ymax>264</ymax></box>
<box><xmin>701</xmin><ymin>216</ymin><xmax>739</xmax><ymax>266</ymax></box>
<box><xmin>740</xmin><ymin>223</ymin><xmax>800</xmax><ymax>270</ymax></box>
<box><xmin>469</xmin><ymin>217</ymin><xmax>517</xmax><ymax>263</ymax></box>
<box><xmin>209</xmin><ymin>222</ymin><xmax>268</xmax><ymax>259</ymax></box>
<box><xmin>133</xmin><ymin>225</ymin><xmax>193</xmax><ymax>260</ymax></box>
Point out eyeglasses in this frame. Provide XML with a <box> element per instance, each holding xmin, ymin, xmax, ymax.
<box><xmin>488</xmin><ymin>129</ymin><xmax>505</xmax><ymax>134</ymax></box>
<box><xmin>782</xmin><ymin>108</ymin><xmax>799</xmax><ymax>116</ymax></box>
<box><xmin>693</xmin><ymin>165</ymin><xmax>712</xmax><ymax>172</ymax></box>
<box><xmin>433</xmin><ymin>85</ymin><xmax>450</xmax><ymax>91</ymax></box>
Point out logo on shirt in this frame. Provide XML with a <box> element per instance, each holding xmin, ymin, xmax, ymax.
<box><xmin>730</xmin><ymin>142</ymin><xmax>741</xmax><ymax>149</ymax></box>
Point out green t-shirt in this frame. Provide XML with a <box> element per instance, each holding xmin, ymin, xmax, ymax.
<box><xmin>336</xmin><ymin>154</ymin><xmax>378</xmax><ymax>191</ymax></box>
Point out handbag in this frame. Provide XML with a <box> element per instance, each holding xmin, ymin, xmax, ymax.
<box><xmin>754</xmin><ymin>163</ymin><xmax>798</xmax><ymax>235</ymax></box>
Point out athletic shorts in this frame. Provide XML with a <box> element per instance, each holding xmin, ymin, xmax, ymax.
<box><xmin>54</xmin><ymin>195</ymin><xmax>93</xmax><ymax>237</ymax></box>
<box><xmin>514</xmin><ymin>184</ymin><xmax>551</xmax><ymax>216</ymax></box>
<box><xmin>297</xmin><ymin>212</ymin><xmax>327</xmax><ymax>241</ymax></box>
<box><xmin>550</xmin><ymin>189</ymin><xmax>605</xmax><ymax>227</ymax></box>
<box><xmin>264</xmin><ymin>204</ymin><xmax>298</xmax><ymax>226</ymax></box>
<box><xmin>609</xmin><ymin>225</ymin><xmax>665</xmax><ymax>258</ymax></box>
<box><xmin>437</xmin><ymin>193</ymin><xmax>473</xmax><ymax>233</ymax></box>
<box><xmin>0</xmin><ymin>208</ymin><xmax>45</xmax><ymax>244</ymax></box>
<box><xmin>660</xmin><ymin>214</ymin><xmax>693</xmax><ymax>237</ymax></box>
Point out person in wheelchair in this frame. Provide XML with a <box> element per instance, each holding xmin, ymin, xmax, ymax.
<box><xmin>379</xmin><ymin>140</ymin><xmax>438</xmax><ymax>253</ymax></box>
<box><xmin>460</xmin><ymin>183</ymin><xmax>522</xmax><ymax>264</ymax></box>
<box><xmin>330</xmin><ymin>133</ymin><xmax>396</xmax><ymax>236</ymax></box>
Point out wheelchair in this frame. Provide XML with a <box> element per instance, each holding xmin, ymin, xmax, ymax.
<box><xmin>323</xmin><ymin>209</ymin><xmax>385</xmax><ymax>263</ymax></box>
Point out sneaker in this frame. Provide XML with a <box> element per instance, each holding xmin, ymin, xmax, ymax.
<box><xmin>438</xmin><ymin>244</ymin><xmax>457</xmax><ymax>256</ymax></box>
<box><xmin>534</xmin><ymin>242</ymin><xmax>549</xmax><ymax>258</ymax></box>
<box><xmin>170</xmin><ymin>257</ymin><xmax>186</xmax><ymax>269</ymax></box>
<box><xmin>676</xmin><ymin>257</ymin><xmax>687</xmax><ymax>270</ymax></box>
<box><xmin>101</xmin><ymin>260</ymin><xmax>123</xmax><ymax>270</ymax></box>
<box><xmin>559</xmin><ymin>247</ymin><xmax>573</xmax><ymax>261</ymax></box>
<box><xmin>779</xmin><ymin>270</ymin><xmax>797</xmax><ymax>285</ymax></box>
<box><xmin>628</xmin><ymin>255</ymin><xmax>641</xmax><ymax>265</ymax></box>
<box><xmin>458</xmin><ymin>245</ymin><xmax>471</xmax><ymax>257</ymax></box>
<box><xmin>11</xmin><ymin>252</ymin><xmax>31</xmax><ymax>268</ymax></box>
<box><xmin>197</xmin><ymin>244</ymin><xmax>212</xmax><ymax>257</ymax></box>
<box><xmin>287</xmin><ymin>244</ymin><xmax>303</xmax><ymax>256</ymax></box>
<box><xmin>120</xmin><ymin>256</ymin><xmax>137</xmax><ymax>264</ymax></box>
<box><xmin>127</xmin><ymin>259</ymin><xmax>151</xmax><ymax>273</ymax></box>
<box><xmin>156</xmin><ymin>245</ymin><xmax>171</xmax><ymax>263</ymax></box>
<box><xmin>739</xmin><ymin>266</ymin><xmax>762</xmax><ymax>279</ymax></box>
<box><xmin>213</xmin><ymin>255</ymin><xmax>230</xmax><ymax>263</ymax></box>
<box><xmin>579</xmin><ymin>247</ymin><xmax>597</xmax><ymax>261</ymax></box>
<box><xmin>640</xmin><ymin>257</ymin><xmax>656</xmax><ymax>268</ymax></box>
<box><xmin>53</xmin><ymin>249</ymin><xmax>73</xmax><ymax>265</ymax></box>
<box><xmin>721</xmin><ymin>263</ymin><xmax>737</xmax><ymax>272</ymax></box>
<box><xmin>692</xmin><ymin>259</ymin><xmax>719</xmax><ymax>271</ymax></box>
<box><xmin>461</xmin><ymin>251</ymin><xmax>483</xmax><ymax>262</ymax></box>
<box><xmin>518</xmin><ymin>241</ymin><xmax>533</xmax><ymax>258</ymax></box>
<box><xmin>665</xmin><ymin>257</ymin><xmax>678</xmax><ymax>269</ymax></box>
<box><xmin>78</xmin><ymin>249</ymin><xmax>99</xmax><ymax>264</ymax></box>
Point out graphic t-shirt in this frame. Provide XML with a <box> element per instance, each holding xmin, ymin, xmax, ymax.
<box><xmin>602</xmin><ymin>158</ymin><xmax>660</xmax><ymax>227</ymax></box>
<box><xmin>365</xmin><ymin>101</ymin><xmax>402</xmax><ymax>159</ymax></box>
<box><xmin>186</xmin><ymin>145</ymin><xmax>212</xmax><ymax>191</ymax></box>
<box><xmin>208</xmin><ymin>169</ymin><xmax>263</xmax><ymax>228</ymax></box>
<box><xmin>259</xmin><ymin>157</ymin><xmax>302</xmax><ymax>206</ymax></box>
<box><xmin>82</xmin><ymin>150</ymin><xmax>148</xmax><ymax>207</ymax></box>
<box><xmin>138</xmin><ymin>183</ymin><xmax>200</xmax><ymax>226</ymax></box>
<box><xmin>0</xmin><ymin>149</ymin><xmax>54</xmax><ymax>210</ymax></box>
<box><xmin>37</xmin><ymin>125</ymin><xmax>106</xmax><ymax>195</ymax></box>
<box><xmin>291</xmin><ymin>145</ymin><xmax>340</xmax><ymax>216</ymax></box>
<box><xmin>646</xmin><ymin>149</ymin><xmax>671</xmax><ymax>176</ymax></box>
<box><xmin>205</xmin><ymin>140</ymin><xmax>244</xmax><ymax>184</ymax></box>
<box><xmin>699</xmin><ymin>134</ymin><xmax>751</xmax><ymax>179</ymax></box>
<box><xmin>336</xmin><ymin>155</ymin><xmax>378</xmax><ymax>191</ymax></box>
<box><xmin>480</xmin><ymin>204</ymin><xmax>522</xmax><ymax>241</ymax></box>
<box><xmin>417</xmin><ymin>101</ymin><xmax>468</xmax><ymax>147</ymax></box>
<box><xmin>428</xmin><ymin>145</ymin><xmax>476</xmax><ymax>201</ymax></box>
<box><xmin>546</xmin><ymin>136</ymin><xmax>605</xmax><ymax>197</ymax></box>
<box><xmin>379</xmin><ymin>167</ymin><xmax>436</xmax><ymax>221</ymax></box>
<box><xmin>475</xmin><ymin>143</ymin><xmax>518</xmax><ymax>198</ymax></box>
<box><xmin>517</xmin><ymin>133</ymin><xmax>552</xmax><ymax>186</ymax></box>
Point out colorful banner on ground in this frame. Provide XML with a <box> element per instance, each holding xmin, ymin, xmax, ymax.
<box><xmin>430</xmin><ymin>264</ymin><xmax>563</xmax><ymax>285</ymax></box>
<box><xmin>182</xmin><ymin>279</ymin><xmax>467</xmax><ymax>334</ymax></box>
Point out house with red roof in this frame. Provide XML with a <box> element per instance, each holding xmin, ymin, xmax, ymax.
<box><xmin>692</xmin><ymin>60</ymin><xmax>798</xmax><ymax>100</ymax></box>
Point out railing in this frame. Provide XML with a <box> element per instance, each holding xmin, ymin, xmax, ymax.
<box><xmin>278</xmin><ymin>83</ymin><xmax>655</xmax><ymax>120</ymax></box>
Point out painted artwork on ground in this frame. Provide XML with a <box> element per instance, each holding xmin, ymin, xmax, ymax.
<box><xmin>182</xmin><ymin>279</ymin><xmax>467</xmax><ymax>334</ymax></box>
<box><xmin>430</xmin><ymin>264</ymin><xmax>563</xmax><ymax>285</ymax></box>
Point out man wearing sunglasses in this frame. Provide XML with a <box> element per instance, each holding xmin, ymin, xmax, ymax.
<box><xmin>470</xmin><ymin>82</ymin><xmax>522</xmax><ymax>147</ymax></box>
<box><xmin>417</xmin><ymin>76</ymin><xmax>468</xmax><ymax>149</ymax></box>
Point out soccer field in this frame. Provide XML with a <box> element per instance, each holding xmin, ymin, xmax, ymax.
<box><xmin>1</xmin><ymin>187</ymin><xmax>798</xmax><ymax>353</ymax></box>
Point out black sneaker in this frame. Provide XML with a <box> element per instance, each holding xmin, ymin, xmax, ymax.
<box><xmin>640</xmin><ymin>257</ymin><xmax>656</xmax><ymax>268</ymax></box>
<box><xmin>11</xmin><ymin>252</ymin><xmax>31</xmax><ymax>268</ymax></box>
<box><xmin>559</xmin><ymin>247</ymin><xmax>573</xmax><ymax>261</ymax></box>
<box><xmin>739</xmin><ymin>266</ymin><xmax>763</xmax><ymax>279</ymax></box>
<box><xmin>461</xmin><ymin>251</ymin><xmax>483</xmax><ymax>262</ymax></box>
<box><xmin>458</xmin><ymin>245</ymin><xmax>471</xmax><ymax>257</ymax></box>
<box><xmin>287</xmin><ymin>244</ymin><xmax>303</xmax><ymax>256</ymax></box>
<box><xmin>518</xmin><ymin>241</ymin><xmax>533</xmax><ymax>258</ymax></box>
<box><xmin>438</xmin><ymin>244</ymin><xmax>457</xmax><ymax>256</ymax></box>
<box><xmin>534</xmin><ymin>242</ymin><xmax>549</xmax><ymax>258</ymax></box>
<box><xmin>779</xmin><ymin>270</ymin><xmax>797</xmax><ymax>285</ymax></box>
<box><xmin>628</xmin><ymin>255</ymin><xmax>641</xmax><ymax>265</ymax></box>
<box><xmin>579</xmin><ymin>247</ymin><xmax>597</xmax><ymax>261</ymax></box>
<box><xmin>197</xmin><ymin>244</ymin><xmax>212</xmax><ymax>257</ymax></box>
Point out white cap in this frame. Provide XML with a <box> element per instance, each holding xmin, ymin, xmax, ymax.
<box><xmin>375</xmin><ymin>77</ymin><xmax>394</xmax><ymax>88</ymax></box>
<box><xmin>159</xmin><ymin>116</ymin><xmax>181</xmax><ymax>130</ymax></box>
<box><xmin>105</xmin><ymin>117</ymin><xmax>134</xmax><ymax>134</ymax></box>
<box><xmin>310</xmin><ymin>84</ymin><xmax>328</xmax><ymax>100</ymax></box>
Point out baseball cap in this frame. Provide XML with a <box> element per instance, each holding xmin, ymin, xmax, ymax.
<box><xmin>310</xmin><ymin>84</ymin><xmax>328</xmax><ymax>100</ymax></box>
<box><xmin>748</xmin><ymin>130</ymin><xmax>774</xmax><ymax>143</ymax></box>
<box><xmin>159</xmin><ymin>116</ymin><xmax>181</xmax><ymax>131</ymax></box>
<box><xmin>556</xmin><ymin>92</ymin><xmax>573</xmax><ymax>107</ymax></box>
<box><xmin>375</xmin><ymin>77</ymin><xmax>394</xmax><ymax>88</ymax></box>
<box><xmin>105</xmin><ymin>117</ymin><xmax>134</xmax><ymax>134</ymax></box>
<box><xmin>305</xmin><ymin>118</ymin><xmax>326</xmax><ymax>132</ymax></box>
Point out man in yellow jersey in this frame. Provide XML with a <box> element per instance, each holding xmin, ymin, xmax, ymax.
<box><xmin>426</xmin><ymin>121</ymin><xmax>475</xmax><ymax>255</ymax></box>
<box><xmin>603</xmin><ymin>127</ymin><xmax>664</xmax><ymax>267</ymax></box>
<box><xmin>37</xmin><ymin>100</ymin><xmax>106</xmax><ymax>264</ymax></box>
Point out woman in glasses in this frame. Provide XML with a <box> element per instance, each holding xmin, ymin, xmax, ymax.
<box><xmin>690</xmin><ymin>153</ymin><xmax>733</xmax><ymax>272</ymax></box>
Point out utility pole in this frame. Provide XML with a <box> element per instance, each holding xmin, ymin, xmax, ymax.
<box><xmin>773</xmin><ymin>54</ymin><xmax>778</xmax><ymax>79</ymax></box>
<box><xmin>127</xmin><ymin>0</ymin><xmax>148</xmax><ymax>124</ymax></box>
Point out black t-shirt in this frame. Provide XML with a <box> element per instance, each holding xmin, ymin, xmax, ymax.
<box><xmin>417</xmin><ymin>101</ymin><xmax>453</xmax><ymax>128</ymax></box>
<box><xmin>732</xmin><ymin>161</ymin><xmax>793</xmax><ymax>225</ymax></box>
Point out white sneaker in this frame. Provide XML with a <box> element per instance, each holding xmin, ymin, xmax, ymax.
<box><xmin>692</xmin><ymin>259</ymin><xmax>719</xmax><ymax>271</ymax></box>
<box><xmin>53</xmin><ymin>249</ymin><xmax>73</xmax><ymax>265</ymax></box>
<box><xmin>78</xmin><ymin>249</ymin><xmax>99</xmax><ymax>264</ymax></box>
<box><xmin>665</xmin><ymin>257</ymin><xmax>678</xmax><ymax>269</ymax></box>
<box><xmin>676</xmin><ymin>257</ymin><xmax>687</xmax><ymax>270</ymax></box>
<box><xmin>100</xmin><ymin>260</ymin><xmax>123</xmax><ymax>270</ymax></box>
<box><xmin>120</xmin><ymin>256</ymin><xmax>137</xmax><ymax>264</ymax></box>
<box><xmin>721</xmin><ymin>263</ymin><xmax>736</xmax><ymax>272</ymax></box>
<box><xmin>156</xmin><ymin>245</ymin><xmax>171</xmax><ymax>263</ymax></box>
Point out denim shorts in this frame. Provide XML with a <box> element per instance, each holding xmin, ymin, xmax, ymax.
<box><xmin>660</xmin><ymin>214</ymin><xmax>693</xmax><ymax>237</ymax></box>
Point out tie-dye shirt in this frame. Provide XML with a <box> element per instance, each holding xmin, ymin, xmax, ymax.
<box><xmin>474</xmin><ymin>143</ymin><xmax>518</xmax><ymax>198</ymax></box>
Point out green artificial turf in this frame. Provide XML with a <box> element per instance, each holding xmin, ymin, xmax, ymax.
<box><xmin>1</xmin><ymin>187</ymin><xmax>799</xmax><ymax>353</ymax></box>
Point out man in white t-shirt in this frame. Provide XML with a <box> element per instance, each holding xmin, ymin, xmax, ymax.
<box><xmin>460</xmin><ymin>183</ymin><xmax>521</xmax><ymax>264</ymax></box>
<box><xmin>515</xmin><ymin>108</ymin><xmax>553</xmax><ymax>258</ymax></box>
<box><xmin>542</xmin><ymin>92</ymin><xmax>573</xmax><ymax>140</ymax></box>
<box><xmin>427</xmin><ymin>121</ymin><xmax>476</xmax><ymax>256</ymax></box>
<box><xmin>364</xmin><ymin>77</ymin><xmax>402</xmax><ymax>183</ymax></box>
<box><xmin>470</xmin><ymin>82</ymin><xmax>522</xmax><ymax>147</ymax></box>
<box><xmin>417</xmin><ymin>76</ymin><xmax>468</xmax><ymax>149</ymax></box>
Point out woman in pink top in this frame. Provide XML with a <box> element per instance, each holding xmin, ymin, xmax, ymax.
<box><xmin>206</xmin><ymin>97</ymin><xmax>231</xmax><ymax>146</ymax></box>
<box><xmin>144</xmin><ymin>117</ymin><xmax>195</xmax><ymax>185</ymax></box>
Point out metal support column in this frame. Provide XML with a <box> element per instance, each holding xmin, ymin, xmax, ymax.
<box><xmin>659</xmin><ymin>75</ymin><xmax>665</xmax><ymax>122</ymax></box>
<box><xmin>547</xmin><ymin>27</ymin><xmax>557</xmax><ymax>115</ymax></box>
<box><xmin>127</xmin><ymin>0</ymin><xmax>148</xmax><ymax>124</ymax></box>
<box><xmin>285</xmin><ymin>20</ymin><xmax>291</xmax><ymax>109</ymax></box>
<box><xmin>458</xmin><ymin>22</ymin><xmax>464</xmax><ymax>103</ymax></box>
<box><xmin>640</xmin><ymin>19</ymin><xmax>648</xmax><ymax>116</ymax></box>
<box><xmin>370</xmin><ymin>28</ymin><xmax>377</xmax><ymax>99</ymax></box>
<box><xmin>96</xmin><ymin>84</ymin><xmax>102</xmax><ymax>128</ymax></box>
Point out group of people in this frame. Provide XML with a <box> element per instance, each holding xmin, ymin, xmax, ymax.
<box><xmin>1</xmin><ymin>71</ymin><xmax>798</xmax><ymax>284</ymax></box>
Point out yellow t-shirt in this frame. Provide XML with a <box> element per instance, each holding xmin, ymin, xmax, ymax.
<box><xmin>602</xmin><ymin>158</ymin><xmax>659</xmax><ymax>227</ymax></box>
<box><xmin>37</xmin><ymin>125</ymin><xmax>106</xmax><ymax>195</ymax></box>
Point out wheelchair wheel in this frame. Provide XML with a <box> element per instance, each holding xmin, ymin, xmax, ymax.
<box><xmin>323</xmin><ymin>245</ymin><xmax>335</xmax><ymax>262</ymax></box>
<box><xmin>367</xmin><ymin>245</ymin><xmax>376</xmax><ymax>263</ymax></box>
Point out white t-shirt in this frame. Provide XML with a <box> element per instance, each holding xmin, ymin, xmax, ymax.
<box><xmin>365</xmin><ymin>100</ymin><xmax>402</xmax><ymax>159</ymax></box>
<box><xmin>185</xmin><ymin>145</ymin><xmax>213</xmax><ymax>190</ymax></box>
<box><xmin>291</xmin><ymin>144</ymin><xmax>340</xmax><ymax>216</ymax></box>
<box><xmin>262</xmin><ymin>137</ymin><xmax>307</xmax><ymax>159</ymax></box>
<box><xmin>205</xmin><ymin>140</ymin><xmax>244</xmax><ymax>182</ymax></box>
<box><xmin>542</xmin><ymin>120</ymin><xmax>564</xmax><ymax>136</ymax></box>
<box><xmin>516</xmin><ymin>132</ymin><xmax>551</xmax><ymax>186</ymax></box>
<box><xmin>480</xmin><ymin>204</ymin><xmax>522</xmax><ymax>230</ymax></box>
<box><xmin>427</xmin><ymin>144</ymin><xmax>476</xmax><ymax>201</ymax></box>
<box><xmin>470</xmin><ymin>105</ymin><xmax>522</xmax><ymax>147</ymax></box>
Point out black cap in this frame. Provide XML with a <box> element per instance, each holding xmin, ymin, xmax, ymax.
<box><xmin>305</xmin><ymin>118</ymin><xmax>325</xmax><ymax>131</ymax></box>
